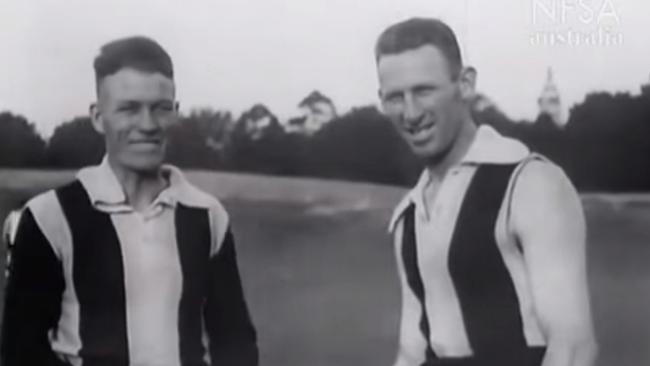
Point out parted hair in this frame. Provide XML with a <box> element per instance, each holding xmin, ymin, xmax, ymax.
<box><xmin>375</xmin><ymin>18</ymin><xmax>463</xmax><ymax>79</ymax></box>
<box><xmin>93</xmin><ymin>36</ymin><xmax>174</xmax><ymax>86</ymax></box>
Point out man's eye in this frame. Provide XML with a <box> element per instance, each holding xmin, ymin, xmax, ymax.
<box><xmin>154</xmin><ymin>104</ymin><xmax>174</xmax><ymax>112</ymax></box>
<box><xmin>384</xmin><ymin>94</ymin><xmax>403</xmax><ymax>104</ymax></box>
<box><xmin>414</xmin><ymin>87</ymin><xmax>435</xmax><ymax>96</ymax></box>
<box><xmin>118</xmin><ymin>105</ymin><xmax>137</xmax><ymax>113</ymax></box>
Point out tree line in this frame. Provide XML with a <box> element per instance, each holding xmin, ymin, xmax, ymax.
<box><xmin>474</xmin><ymin>89</ymin><xmax>650</xmax><ymax>192</ymax></box>
<box><xmin>1</xmin><ymin>87</ymin><xmax>649</xmax><ymax>191</ymax></box>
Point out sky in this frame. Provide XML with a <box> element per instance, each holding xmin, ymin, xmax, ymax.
<box><xmin>0</xmin><ymin>0</ymin><xmax>649</xmax><ymax>137</ymax></box>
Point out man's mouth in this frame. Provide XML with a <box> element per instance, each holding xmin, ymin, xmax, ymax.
<box><xmin>129</xmin><ymin>139</ymin><xmax>163</xmax><ymax>147</ymax></box>
<box><xmin>405</xmin><ymin>121</ymin><xmax>436</xmax><ymax>143</ymax></box>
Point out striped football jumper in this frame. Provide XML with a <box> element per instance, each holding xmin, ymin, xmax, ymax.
<box><xmin>1</xmin><ymin>160</ymin><xmax>258</xmax><ymax>366</ymax></box>
<box><xmin>389</xmin><ymin>125</ymin><xmax>551</xmax><ymax>366</ymax></box>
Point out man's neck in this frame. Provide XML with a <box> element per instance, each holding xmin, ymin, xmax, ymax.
<box><xmin>108</xmin><ymin>158</ymin><xmax>168</xmax><ymax>212</ymax></box>
<box><xmin>425</xmin><ymin>119</ymin><xmax>478</xmax><ymax>180</ymax></box>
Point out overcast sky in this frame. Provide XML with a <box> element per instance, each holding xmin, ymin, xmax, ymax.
<box><xmin>1</xmin><ymin>0</ymin><xmax>649</xmax><ymax>137</ymax></box>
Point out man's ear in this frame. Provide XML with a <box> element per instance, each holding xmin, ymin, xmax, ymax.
<box><xmin>172</xmin><ymin>102</ymin><xmax>181</xmax><ymax>126</ymax></box>
<box><xmin>459</xmin><ymin>66</ymin><xmax>477</xmax><ymax>101</ymax></box>
<box><xmin>89</xmin><ymin>103</ymin><xmax>105</xmax><ymax>134</ymax></box>
<box><xmin>376</xmin><ymin>88</ymin><xmax>388</xmax><ymax>114</ymax></box>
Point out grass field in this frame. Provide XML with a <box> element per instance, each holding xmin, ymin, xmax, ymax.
<box><xmin>0</xmin><ymin>169</ymin><xmax>648</xmax><ymax>366</ymax></box>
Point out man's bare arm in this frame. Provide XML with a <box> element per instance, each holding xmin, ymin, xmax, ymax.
<box><xmin>512</xmin><ymin>160</ymin><xmax>597</xmax><ymax>366</ymax></box>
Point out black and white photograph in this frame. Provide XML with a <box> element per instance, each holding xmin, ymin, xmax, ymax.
<box><xmin>0</xmin><ymin>1</ymin><xmax>648</xmax><ymax>365</ymax></box>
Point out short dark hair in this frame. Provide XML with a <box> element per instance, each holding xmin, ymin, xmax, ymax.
<box><xmin>93</xmin><ymin>36</ymin><xmax>174</xmax><ymax>87</ymax></box>
<box><xmin>375</xmin><ymin>18</ymin><xmax>462</xmax><ymax>78</ymax></box>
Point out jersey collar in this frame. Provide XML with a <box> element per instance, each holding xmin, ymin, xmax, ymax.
<box><xmin>76</xmin><ymin>156</ymin><xmax>212</xmax><ymax>212</ymax></box>
<box><xmin>388</xmin><ymin>125</ymin><xmax>530</xmax><ymax>232</ymax></box>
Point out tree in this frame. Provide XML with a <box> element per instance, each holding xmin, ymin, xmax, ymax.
<box><xmin>46</xmin><ymin>116</ymin><xmax>104</xmax><ymax>168</ymax></box>
<box><xmin>166</xmin><ymin>109</ymin><xmax>232</xmax><ymax>169</ymax></box>
<box><xmin>474</xmin><ymin>90</ymin><xmax>650</xmax><ymax>192</ymax></box>
<box><xmin>0</xmin><ymin>112</ymin><xmax>47</xmax><ymax>167</ymax></box>
<box><xmin>563</xmin><ymin>92</ymin><xmax>650</xmax><ymax>191</ymax></box>
<box><xmin>224</xmin><ymin>104</ymin><xmax>291</xmax><ymax>175</ymax></box>
<box><xmin>306</xmin><ymin>105</ymin><xmax>420</xmax><ymax>185</ymax></box>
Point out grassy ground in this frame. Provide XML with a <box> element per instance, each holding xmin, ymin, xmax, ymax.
<box><xmin>0</xmin><ymin>170</ymin><xmax>648</xmax><ymax>366</ymax></box>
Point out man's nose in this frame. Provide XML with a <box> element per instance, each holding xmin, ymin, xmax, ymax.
<box><xmin>137</xmin><ymin>109</ymin><xmax>160</xmax><ymax>132</ymax></box>
<box><xmin>403</xmin><ymin>94</ymin><xmax>423</xmax><ymax>123</ymax></box>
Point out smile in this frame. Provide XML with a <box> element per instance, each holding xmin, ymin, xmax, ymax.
<box><xmin>130</xmin><ymin>139</ymin><xmax>162</xmax><ymax>145</ymax></box>
<box><xmin>405</xmin><ymin>122</ymin><xmax>436</xmax><ymax>143</ymax></box>
<box><xmin>128</xmin><ymin>140</ymin><xmax>164</xmax><ymax>150</ymax></box>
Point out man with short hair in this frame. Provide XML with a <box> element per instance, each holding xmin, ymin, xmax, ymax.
<box><xmin>1</xmin><ymin>36</ymin><xmax>258</xmax><ymax>366</ymax></box>
<box><xmin>376</xmin><ymin>18</ymin><xmax>597</xmax><ymax>366</ymax></box>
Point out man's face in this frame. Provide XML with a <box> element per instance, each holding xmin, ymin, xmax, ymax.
<box><xmin>92</xmin><ymin>68</ymin><xmax>177</xmax><ymax>174</ymax></box>
<box><xmin>378</xmin><ymin>45</ymin><xmax>469</xmax><ymax>162</ymax></box>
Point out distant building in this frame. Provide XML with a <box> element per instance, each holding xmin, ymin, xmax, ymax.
<box><xmin>287</xmin><ymin>91</ymin><xmax>337</xmax><ymax>135</ymax></box>
<box><xmin>641</xmin><ymin>74</ymin><xmax>650</xmax><ymax>98</ymax></box>
<box><xmin>240</xmin><ymin>104</ymin><xmax>278</xmax><ymax>140</ymax></box>
<box><xmin>538</xmin><ymin>67</ymin><xmax>565</xmax><ymax>126</ymax></box>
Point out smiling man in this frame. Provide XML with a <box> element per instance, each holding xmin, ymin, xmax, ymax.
<box><xmin>376</xmin><ymin>19</ymin><xmax>597</xmax><ymax>366</ymax></box>
<box><xmin>1</xmin><ymin>36</ymin><xmax>258</xmax><ymax>366</ymax></box>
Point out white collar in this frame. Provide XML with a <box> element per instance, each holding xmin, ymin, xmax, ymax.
<box><xmin>76</xmin><ymin>156</ymin><xmax>214</xmax><ymax>210</ymax></box>
<box><xmin>388</xmin><ymin>125</ymin><xmax>530</xmax><ymax>232</ymax></box>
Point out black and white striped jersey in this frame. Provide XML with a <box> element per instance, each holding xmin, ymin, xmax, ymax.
<box><xmin>1</xmin><ymin>161</ymin><xmax>258</xmax><ymax>366</ymax></box>
<box><xmin>389</xmin><ymin>126</ymin><xmax>549</xmax><ymax>366</ymax></box>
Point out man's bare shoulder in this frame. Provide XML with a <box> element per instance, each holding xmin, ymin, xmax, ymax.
<box><xmin>511</xmin><ymin>158</ymin><xmax>584</xmax><ymax>242</ymax></box>
<box><xmin>514</xmin><ymin>158</ymin><xmax>579</xmax><ymax>207</ymax></box>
